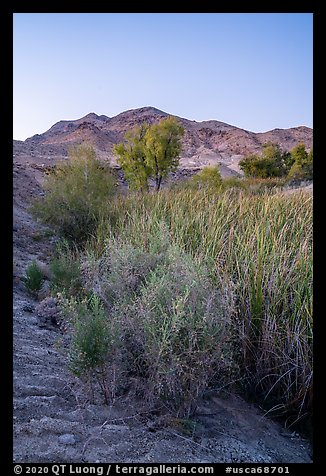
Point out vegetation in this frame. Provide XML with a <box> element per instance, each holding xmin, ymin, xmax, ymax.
<box><xmin>22</xmin><ymin>261</ymin><xmax>44</xmax><ymax>295</ymax></box>
<box><xmin>113</xmin><ymin>124</ymin><xmax>151</xmax><ymax>192</ymax></box>
<box><xmin>33</xmin><ymin>139</ymin><xmax>313</xmax><ymax>430</ymax></box>
<box><xmin>102</xmin><ymin>188</ymin><xmax>312</xmax><ymax>424</ymax></box>
<box><xmin>79</xmin><ymin>235</ymin><xmax>234</xmax><ymax>416</ymax></box>
<box><xmin>50</xmin><ymin>240</ymin><xmax>82</xmax><ymax>296</ymax></box>
<box><xmin>65</xmin><ymin>294</ymin><xmax>114</xmax><ymax>404</ymax></box>
<box><xmin>239</xmin><ymin>142</ymin><xmax>312</xmax><ymax>181</ymax></box>
<box><xmin>114</xmin><ymin>116</ymin><xmax>184</xmax><ymax>191</ymax></box>
<box><xmin>31</xmin><ymin>144</ymin><xmax>117</xmax><ymax>243</ymax></box>
<box><xmin>188</xmin><ymin>165</ymin><xmax>222</xmax><ymax>191</ymax></box>
<box><xmin>288</xmin><ymin>144</ymin><xmax>313</xmax><ymax>181</ymax></box>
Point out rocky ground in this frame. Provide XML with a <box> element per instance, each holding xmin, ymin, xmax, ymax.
<box><xmin>13</xmin><ymin>163</ymin><xmax>313</xmax><ymax>463</ymax></box>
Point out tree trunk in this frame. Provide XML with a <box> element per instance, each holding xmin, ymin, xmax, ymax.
<box><xmin>156</xmin><ymin>175</ymin><xmax>162</xmax><ymax>191</ymax></box>
<box><xmin>154</xmin><ymin>156</ymin><xmax>160</xmax><ymax>191</ymax></box>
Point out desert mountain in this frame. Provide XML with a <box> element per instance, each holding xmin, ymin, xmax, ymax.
<box><xmin>13</xmin><ymin>106</ymin><xmax>313</xmax><ymax>174</ymax></box>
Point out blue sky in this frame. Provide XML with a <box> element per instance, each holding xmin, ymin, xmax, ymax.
<box><xmin>13</xmin><ymin>13</ymin><xmax>313</xmax><ymax>140</ymax></box>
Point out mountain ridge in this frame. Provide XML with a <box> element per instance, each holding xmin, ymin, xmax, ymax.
<box><xmin>14</xmin><ymin>106</ymin><xmax>313</xmax><ymax>174</ymax></box>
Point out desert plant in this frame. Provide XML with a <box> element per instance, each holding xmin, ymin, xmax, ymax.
<box><xmin>101</xmin><ymin>187</ymin><xmax>312</xmax><ymax>422</ymax></box>
<box><xmin>288</xmin><ymin>144</ymin><xmax>313</xmax><ymax>181</ymax></box>
<box><xmin>80</xmin><ymin>237</ymin><xmax>164</xmax><ymax>309</ymax></box>
<box><xmin>50</xmin><ymin>240</ymin><xmax>82</xmax><ymax>296</ymax></box>
<box><xmin>22</xmin><ymin>261</ymin><xmax>44</xmax><ymax>295</ymax></box>
<box><xmin>55</xmin><ymin>182</ymin><xmax>312</xmax><ymax>427</ymax></box>
<box><xmin>67</xmin><ymin>293</ymin><xmax>115</xmax><ymax>404</ymax></box>
<box><xmin>189</xmin><ymin>165</ymin><xmax>222</xmax><ymax>191</ymax></box>
<box><xmin>239</xmin><ymin>143</ymin><xmax>293</xmax><ymax>178</ymax></box>
<box><xmin>113</xmin><ymin>243</ymin><xmax>234</xmax><ymax>417</ymax></box>
<box><xmin>31</xmin><ymin>144</ymin><xmax>117</xmax><ymax>243</ymax></box>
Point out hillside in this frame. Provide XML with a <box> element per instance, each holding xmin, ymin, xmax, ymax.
<box><xmin>13</xmin><ymin>107</ymin><xmax>313</xmax><ymax>175</ymax></box>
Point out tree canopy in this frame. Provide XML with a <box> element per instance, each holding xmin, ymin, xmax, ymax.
<box><xmin>239</xmin><ymin>142</ymin><xmax>312</xmax><ymax>180</ymax></box>
<box><xmin>113</xmin><ymin>116</ymin><xmax>185</xmax><ymax>191</ymax></box>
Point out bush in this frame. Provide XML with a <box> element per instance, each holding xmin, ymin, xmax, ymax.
<box><xmin>80</xmin><ymin>237</ymin><xmax>164</xmax><ymax>308</ymax></box>
<box><xmin>239</xmin><ymin>143</ymin><xmax>293</xmax><ymax>178</ymax></box>
<box><xmin>67</xmin><ymin>294</ymin><xmax>115</xmax><ymax>404</ymax></box>
<box><xmin>288</xmin><ymin>145</ymin><xmax>313</xmax><ymax>181</ymax></box>
<box><xmin>54</xmin><ymin>183</ymin><xmax>313</xmax><ymax>428</ymax></box>
<box><xmin>112</xmin><ymin>243</ymin><xmax>234</xmax><ymax>417</ymax></box>
<box><xmin>189</xmin><ymin>165</ymin><xmax>222</xmax><ymax>191</ymax></box>
<box><xmin>50</xmin><ymin>241</ymin><xmax>82</xmax><ymax>296</ymax></box>
<box><xmin>31</xmin><ymin>144</ymin><xmax>117</xmax><ymax>244</ymax></box>
<box><xmin>77</xmin><ymin>230</ymin><xmax>235</xmax><ymax>417</ymax></box>
<box><xmin>22</xmin><ymin>261</ymin><xmax>44</xmax><ymax>295</ymax></box>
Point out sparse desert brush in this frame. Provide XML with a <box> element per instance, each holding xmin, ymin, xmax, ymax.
<box><xmin>113</xmin><ymin>244</ymin><xmax>235</xmax><ymax>417</ymax></box>
<box><xmin>79</xmin><ymin>232</ymin><xmax>235</xmax><ymax>417</ymax></box>
<box><xmin>65</xmin><ymin>293</ymin><xmax>116</xmax><ymax>404</ymax></box>
<box><xmin>50</xmin><ymin>240</ymin><xmax>82</xmax><ymax>296</ymax></box>
<box><xmin>22</xmin><ymin>261</ymin><xmax>45</xmax><ymax>295</ymax></box>
<box><xmin>31</xmin><ymin>144</ymin><xmax>117</xmax><ymax>244</ymax></box>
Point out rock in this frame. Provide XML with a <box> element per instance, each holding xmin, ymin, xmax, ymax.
<box><xmin>35</xmin><ymin>296</ymin><xmax>63</xmax><ymax>329</ymax></box>
<box><xmin>58</xmin><ymin>434</ymin><xmax>76</xmax><ymax>445</ymax></box>
<box><xmin>22</xmin><ymin>304</ymin><xmax>34</xmax><ymax>313</ymax></box>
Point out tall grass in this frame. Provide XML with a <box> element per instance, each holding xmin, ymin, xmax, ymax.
<box><xmin>91</xmin><ymin>187</ymin><xmax>313</xmax><ymax>423</ymax></box>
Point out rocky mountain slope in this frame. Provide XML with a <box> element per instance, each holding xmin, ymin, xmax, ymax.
<box><xmin>13</xmin><ymin>107</ymin><xmax>313</xmax><ymax>175</ymax></box>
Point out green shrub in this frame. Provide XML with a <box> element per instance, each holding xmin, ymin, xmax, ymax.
<box><xmin>67</xmin><ymin>294</ymin><xmax>115</xmax><ymax>404</ymax></box>
<box><xmin>22</xmin><ymin>261</ymin><xmax>44</xmax><ymax>295</ymax></box>
<box><xmin>50</xmin><ymin>240</ymin><xmax>82</xmax><ymax>296</ymax></box>
<box><xmin>31</xmin><ymin>144</ymin><xmax>117</xmax><ymax>243</ymax></box>
<box><xmin>239</xmin><ymin>143</ymin><xmax>293</xmax><ymax>178</ymax></box>
<box><xmin>189</xmin><ymin>165</ymin><xmax>222</xmax><ymax>191</ymax></box>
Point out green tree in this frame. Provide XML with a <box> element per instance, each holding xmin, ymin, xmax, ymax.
<box><xmin>239</xmin><ymin>143</ymin><xmax>294</xmax><ymax>178</ymax></box>
<box><xmin>114</xmin><ymin>117</ymin><xmax>184</xmax><ymax>191</ymax></box>
<box><xmin>113</xmin><ymin>124</ymin><xmax>151</xmax><ymax>192</ymax></box>
<box><xmin>145</xmin><ymin>116</ymin><xmax>185</xmax><ymax>191</ymax></box>
<box><xmin>288</xmin><ymin>144</ymin><xmax>313</xmax><ymax>180</ymax></box>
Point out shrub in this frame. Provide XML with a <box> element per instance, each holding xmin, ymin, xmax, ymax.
<box><xmin>50</xmin><ymin>240</ymin><xmax>82</xmax><ymax>296</ymax></box>
<box><xmin>78</xmin><ymin>230</ymin><xmax>235</xmax><ymax>417</ymax></box>
<box><xmin>67</xmin><ymin>293</ymin><xmax>115</xmax><ymax>404</ymax></box>
<box><xmin>31</xmin><ymin>144</ymin><xmax>117</xmax><ymax>243</ymax></box>
<box><xmin>239</xmin><ymin>143</ymin><xmax>293</xmax><ymax>178</ymax></box>
<box><xmin>82</xmin><ymin>236</ymin><xmax>162</xmax><ymax>309</ymax></box>
<box><xmin>112</xmin><ymin>243</ymin><xmax>234</xmax><ymax>417</ymax></box>
<box><xmin>54</xmin><ymin>183</ymin><xmax>312</xmax><ymax>428</ymax></box>
<box><xmin>189</xmin><ymin>165</ymin><xmax>222</xmax><ymax>191</ymax></box>
<box><xmin>22</xmin><ymin>261</ymin><xmax>44</xmax><ymax>295</ymax></box>
<box><xmin>288</xmin><ymin>144</ymin><xmax>313</xmax><ymax>181</ymax></box>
